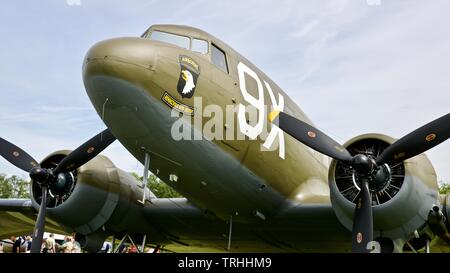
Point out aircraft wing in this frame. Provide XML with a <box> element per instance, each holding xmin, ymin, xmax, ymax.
<box><xmin>140</xmin><ymin>199</ymin><xmax>450</xmax><ymax>253</ymax></box>
<box><xmin>0</xmin><ymin>198</ymin><xmax>347</xmax><ymax>252</ymax></box>
<box><xmin>2</xmin><ymin>198</ymin><xmax>449</xmax><ymax>252</ymax></box>
<box><xmin>0</xmin><ymin>199</ymin><xmax>65</xmax><ymax>239</ymax></box>
<box><xmin>140</xmin><ymin>199</ymin><xmax>352</xmax><ymax>252</ymax></box>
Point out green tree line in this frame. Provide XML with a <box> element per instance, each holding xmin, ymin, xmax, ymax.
<box><xmin>438</xmin><ymin>181</ymin><xmax>450</xmax><ymax>194</ymax></box>
<box><xmin>130</xmin><ymin>172</ymin><xmax>183</xmax><ymax>198</ymax></box>
<box><xmin>0</xmin><ymin>172</ymin><xmax>182</xmax><ymax>199</ymax></box>
<box><xmin>0</xmin><ymin>174</ymin><xmax>30</xmax><ymax>198</ymax></box>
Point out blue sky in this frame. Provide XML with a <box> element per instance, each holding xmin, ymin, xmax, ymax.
<box><xmin>0</xmin><ymin>0</ymin><xmax>449</xmax><ymax>182</ymax></box>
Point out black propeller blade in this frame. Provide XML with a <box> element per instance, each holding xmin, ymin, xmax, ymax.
<box><xmin>0</xmin><ymin>138</ymin><xmax>39</xmax><ymax>172</ymax></box>
<box><xmin>270</xmin><ymin>111</ymin><xmax>353</xmax><ymax>162</ymax></box>
<box><xmin>271</xmin><ymin>110</ymin><xmax>450</xmax><ymax>253</ymax></box>
<box><xmin>30</xmin><ymin>186</ymin><xmax>48</xmax><ymax>253</ymax></box>
<box><xmin>0</xmin><ymin>129</ymin><xmax>116</xmax><ymax>253</ymax></box>
<box><xmin>375</xmin><ymin>113</ymin><xmax>450</xmax><ymax>166</ymax></box>
<box><xmin>52</xmin><ymin>129</ymin><xmax>116</xmax><ymax>175</ymax></box>
<box><xmin>351</xmin><ymin>181</ymin><xmax>373</xmax><ymax>253</ymax></box>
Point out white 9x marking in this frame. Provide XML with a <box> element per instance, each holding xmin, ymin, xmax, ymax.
<box><xmin>237</xmin><ymin>62</ymin><xmax>285</xmax><ymax>159</ymax></box>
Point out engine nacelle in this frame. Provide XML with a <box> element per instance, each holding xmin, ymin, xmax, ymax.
<box><xmin>328</xmin><ymin>134</ymin><xmax>439</xmax><ymax>241</ymax></box>
<box><xmin>74</xmin><ymin>230</ymin><xmax>109</xmax><ymax>253</ymax></box>
<box><xmin>30</xmin><ymin>150</ymin><xmax>157</xmax><ymax>251</ymax></box>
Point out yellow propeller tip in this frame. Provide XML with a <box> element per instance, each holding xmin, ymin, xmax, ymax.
<box><xmin>269</xmin><ymin>110</ymin><xmax>280</xmax><ymax>123</ymax></box>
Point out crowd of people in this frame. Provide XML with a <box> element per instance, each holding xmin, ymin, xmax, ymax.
<box><xmin>1</xmin><ymin>233</ymin><xmax>81</xmax><ymax>253</ymax></box>
<box><xmin>1</xmin><ymin>234</ymin><xmax>160</xmax><ymax>253</ymax></box>
<box><xmin>1</xmin><ymin>235</ymin><xmax>33</xmax><ymax>253</ymax></box>
<box><xmin>41</xmin><ymin>233</ymin><xmax>82</xmax><ymax>253</ymax></box>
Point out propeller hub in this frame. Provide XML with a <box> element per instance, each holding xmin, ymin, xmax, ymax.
<box><xmin>352</xmin><ymin>154</ymin><xmax>377</xmax><ymax>176</ymax></box>
<box><xmin>29</xmin><ymin>167</ymin><xmax>54</xmax><ymax>186</ymax></box>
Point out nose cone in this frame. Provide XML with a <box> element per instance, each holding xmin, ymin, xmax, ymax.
<box><xmin>83</xmin><ymin>37</ymin><xmax>156</xmax><ymax>89</ymax></box>
<box><xmin>83</xmin><ymin>37</ymin><xmax>157</xmax><ymax>112</ymax></box>
<box><xmin>84</xmin><ymin>37</ymin><xmax>156</xmax><ymax>68</ymax></box>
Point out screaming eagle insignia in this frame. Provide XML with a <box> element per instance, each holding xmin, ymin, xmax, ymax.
<box><xmin>177</xmin><ymin>55</ymin><xmax>200</xmax><ymax>98</ymax></box>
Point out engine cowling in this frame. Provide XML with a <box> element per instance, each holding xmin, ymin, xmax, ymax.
<box><xmin>30</xmin><ymin>150</ymin><xmax>158</xmax><ymax>251</ymax></box>
<box><xmin>31</xmin><ymin>150</ymin><xmax>122</xmax><ymax>235</ymax></box>
<box><xmin>328</xmin><ymin>134</ymin><xmax>439</xmax><ymax>243</ymax></box>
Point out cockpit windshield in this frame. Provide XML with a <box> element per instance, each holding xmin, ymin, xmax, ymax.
<box><xmin>142</xmin><ymin>29</ymin><xmax>209</xmax><ymax>54</ymax></box>
<box><xmin>148</xmin><ymin>30</ymin><xmax>190</xmax><ymax>50</ymax></box>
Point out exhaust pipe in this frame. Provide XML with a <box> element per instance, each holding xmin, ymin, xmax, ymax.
<box><xmin>427</xmin><ymin>205</ymin><xmax>450</xmax><ymax>244</ymax></box>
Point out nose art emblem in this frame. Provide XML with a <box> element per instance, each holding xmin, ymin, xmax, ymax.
<box><xmin>177</xmin><ymin>55</ymin><xmax>200</xmax><ymax>98</ymax></box>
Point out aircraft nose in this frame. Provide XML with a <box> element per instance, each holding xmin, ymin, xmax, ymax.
<box><xmin>83</xmin><ymin>37</ymin><xmax>156</xmax><ymax>84</ymax></box>
<box><xmin>83</xmin><ymin>37</ymin><xmax>158</xmax><ymax>125</ymax></box>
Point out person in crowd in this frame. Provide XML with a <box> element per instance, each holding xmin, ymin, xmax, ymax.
<box><xmin>46</xmin><ymin>233</ymin><xmax>56</xmax><ymax>253</ymax></box>
<box><xmin>99</xmin><ymin>241</ymin><xmax>111</xmax><ymax>253</ymax></box>
<box><xmin>10</xmin><ymin>236</ymin><xmax>21</xmax><ymax>253</ymax></box>
<box><xmin>118</xmin><ymin>242</ymin><xmax>127</xmax><ymax>253</ymax></box>
<box><xmin>25</xmin><ymin>235</ymin><xmax>32</xmax><ymax>253</ymax></box>
<box><xmin>41</xmin><ymin>238</ymin><xmax>48</xmax><ymax>253</ymax></box>
<box><xmin>71</xmin><ymin>237</ymin><xmax>81</xmax><ymax>253</ymax></box>
<box><xmin>146</xmin><ymin>246</ymin><xmax>161</xmax><ymax>253</ymax></box>
<box><xmin>60</xmin><ymin>236</ymin><xmax>73</xmax><ymax>253</ymax></box>
<box><xmin>128</xmin><ymin>244</ymin><xmax>138</xmax><ymax>253</ymax></box>
<box><xmin>0</xmin><ymin>242</ymin><xmax>4</xmax><ymax>253</ymax></box>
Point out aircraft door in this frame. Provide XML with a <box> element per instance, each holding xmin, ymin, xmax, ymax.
<box><xmin>206</xmin><ymin>45</ymin><xmax>249</xmax><ymax>162</ymax></box>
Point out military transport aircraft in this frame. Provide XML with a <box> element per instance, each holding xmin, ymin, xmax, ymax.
<box><xmin>0</xmin><ymin>24</ymin><xmax>449</xmax><ymax>253</ymax></box>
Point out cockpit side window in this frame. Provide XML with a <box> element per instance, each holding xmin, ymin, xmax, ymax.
<box><xmin>192</xmin><ymin>39</ymin><xmax>208</xmax><ymax>54</ymax></box>
<box><xmin>211</xmin><ymin>44</ymin><xmax>228</xmax><ymax>73</ymax></box>
<box><xmin>149</xmin><ymin>30</ymin><xmax>190</xmax><ymax>50</ymax></box>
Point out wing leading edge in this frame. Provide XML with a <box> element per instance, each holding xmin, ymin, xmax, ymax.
<box><xmin>0</xmin><ymin>199</ymin><xmax>64</xmax><ymax>239</ymax></box>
